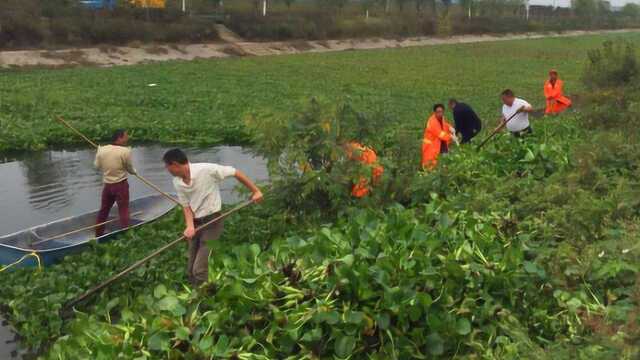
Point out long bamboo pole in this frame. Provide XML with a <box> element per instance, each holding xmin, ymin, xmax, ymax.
<box><xmin>63</xmin><ymin>200</ymin><xmax>254</xmax><ymax>311</ymax></box>
<box><xmin>32</xmin><ymin>211</ymin><xmax>144</xmax><ymax>246</ymax></box>
<box><xmin>55</xmin><ymin>116</ymin><xmax>182</xmax><ymax>207</ymax></box>
<box><xmin>476</xmin><ymin>110</ymin><xmax>522</xmax><ymax>150</ymax></box>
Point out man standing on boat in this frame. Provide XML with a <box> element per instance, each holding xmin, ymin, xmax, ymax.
<box><xmin>94</xmin><ymin>129</ymin><xmax>137</xmax><ymax>237</ymax></box>
<box><xmin>162</xmin><ymin>148</ymin><xmax>264</xmax><ymax>287</ymax></box>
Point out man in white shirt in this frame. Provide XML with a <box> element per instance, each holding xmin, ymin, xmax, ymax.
<box><xmin>162</xmin><ymin>148</ymin><xmax>263</xmax><ymax>286</ymax></box>
<box><xmin>500</xmin><ymin>89</ymin><xmax>534</xmax><ymax>137</ymax></box>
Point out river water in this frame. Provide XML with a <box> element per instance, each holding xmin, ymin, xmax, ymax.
<box><xmin>0</xmin><ymin>145</ymin><xmax>269</xmax><ymax>237</ymax></box>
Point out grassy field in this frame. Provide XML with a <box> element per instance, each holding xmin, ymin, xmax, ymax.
<box><xmin>2</xmin><ymin>32</ymin><xmax>640</xmax><ymax>359</ymax></box>
<box><xmin>2</xmin><ymin>32</ymin><xmax>640</xmax><ymax>152</ymax></box>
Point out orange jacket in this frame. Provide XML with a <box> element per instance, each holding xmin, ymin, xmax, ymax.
<box><xmin>421</xmin><ymin>114</ymin><xmax>452</xmax><ymax>169</ymax></box>
<box><xmin>347</xmin><ymin>142</ymin><xmax>384</xmax><ymax>198</ymax></box>
<box><xmin>544</xmin><ymin>79</ymin><xmax>572</xmax><ymax>114</ymax></box>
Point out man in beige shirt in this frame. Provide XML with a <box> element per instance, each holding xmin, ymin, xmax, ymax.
<box><xmin>94</xmin><ymin>129</ymin><xmax>136</xmax><ymax>237</ymax></box>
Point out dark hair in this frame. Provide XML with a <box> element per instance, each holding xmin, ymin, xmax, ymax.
<box><xmin>448</xmin><ymin>98</ymin><xmax>458</xmax><ymax>105</ymax></box>
<box><xmin>433</xmin><ymin>103</ymin><xmax>445</xmax><ymax>112</ymax></box>
<box><xmin>501</xmin><ymin>89</ymin><xmax>515</xmax><ymax>97</ymax></box>
<box><xmin>111</xmin><ymin>129</ymin><xmax>127</xmax><ymax>143</ymax></box>
<box><xmin>163</xmin><ymin>148</ymin><xmax>188</xmax><ymax>165</ymax></box>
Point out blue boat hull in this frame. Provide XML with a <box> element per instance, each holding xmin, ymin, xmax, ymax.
<box><xmin>0</xmin><ymin>194</ymin><xmax>176</xmax><ymax>270</ymax></box>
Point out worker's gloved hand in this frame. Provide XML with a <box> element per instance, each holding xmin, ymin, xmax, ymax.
<box><xmin>452</xmin><ymin>134</ymin><xmax>460</xmax><ymax>146</ymax></box>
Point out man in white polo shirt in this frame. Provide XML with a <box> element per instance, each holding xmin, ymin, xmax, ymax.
<box><xmin>162</xmin><ymin>148</ymin><xmax>263</xmax><ymax>287</ymax></box>
<box><xmin>500</xmin><ymin>89</ymin><xmax>534</xmax><ymax>137</ymax></box>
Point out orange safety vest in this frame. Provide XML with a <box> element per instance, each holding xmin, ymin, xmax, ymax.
<box><xmin>421</xmin><ymin>114</ymin><xmax>452</xmax><ymax>170</ymax></box>
<box><xmin>347</xmin><ymin>142</ymin><xmax>384</xmax><ymax>198</ymax></box>
<box><xmin>544</xmin><ymin>79</ymin><xmax>572</xmax><ymax>114</ymax></box>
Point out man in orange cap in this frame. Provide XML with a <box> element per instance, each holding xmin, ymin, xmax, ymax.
<box><xmin>544</xmin><ymin>70</ymin><xmax>572</xmax><ymax>115</ymax></box>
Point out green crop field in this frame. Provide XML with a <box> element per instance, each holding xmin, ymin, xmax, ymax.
<box><xmin>2</xmin><ymin>32</ymin><xmax>640</xmax><ymax>359</ymax></box>
<box><xmin>2</xmin><ymin>32</ymin><xmax>640</xmax><ymax>152</ymax></box>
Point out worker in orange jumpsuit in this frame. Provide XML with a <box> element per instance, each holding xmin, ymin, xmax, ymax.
<box><xmin>345</xmin><ymin>142</ymin><xmax>384</xmax><ymax>198</ymax></box>
<box><xmin>422</xmin><ymin>104</ymin><xmax>456</xmax><ymax>170</ymax></box>
<box><xmin>544</xmin><ymin>69</ymin><xmax>572</xmax><ymax>115</ymax></box>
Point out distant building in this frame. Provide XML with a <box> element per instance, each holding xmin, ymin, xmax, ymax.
<box><xmin>79</xmin><ymin>0</ymin><xmax>116</xmax><ymax>9</ymax></box>
<box><xmin>78</xmin><ymin>0</ymin><xmax>166</xmax><ymax>9</ymax></box>
<box><xmin>130</xmin><ymin>0</ymin><xmax>166</xmax><ymax>8</ymax></box>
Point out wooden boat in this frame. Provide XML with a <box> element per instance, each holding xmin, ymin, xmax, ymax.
<box><xmin>0</xmin><ymin>194</ymin><xmax>177</xmax><ymax>269</ymax></box>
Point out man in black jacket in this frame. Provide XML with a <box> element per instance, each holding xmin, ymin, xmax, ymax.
<box><xmin>448</xmin><ymin>99</ymin><xmax>482</xmax><ymax>144</ymax></box>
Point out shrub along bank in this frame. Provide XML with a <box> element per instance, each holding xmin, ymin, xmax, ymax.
<box><xmin>0</xmin><ymin>0</ymin><xmax>219</xmax><ymax>49</ymax></box>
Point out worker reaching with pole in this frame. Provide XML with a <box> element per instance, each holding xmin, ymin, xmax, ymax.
<box><xmin>422</xmin><ymin>104</ymin><xmax>457</xmax><ymax>170</ymax></box>
<box><xmin>94</xmin><ymin>129</ymin><xmax>136</xmax><ymax>237</ymax></box>
<box><xmin>344</xmin><ymin>141</ymin><xmax>384</xmax><ymax>198</ymax></box>
<box><xmin>500</xmin><ymin>89</ymin><xmax>534</xmax><ymax>138</ymax></box>
<box><xmin>162</xmin><ymin>148</ymin><xmax>263</xmax><ymax>287</ymax></box>
<box><xmin>544</xmin><ymin>69</ymin><xmax>572</xmax><ymax>115</ymax></box>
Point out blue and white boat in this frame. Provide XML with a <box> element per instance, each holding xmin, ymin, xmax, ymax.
<box><xmin>0</xmin><ymin>194</ymin><xmax>176</xmax><ymax>269</ymax></box>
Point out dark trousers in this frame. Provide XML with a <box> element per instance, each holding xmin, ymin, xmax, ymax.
<box><xmin>511</xmin><ymin>126</ymin><xmax>532</xmax><ymax>138</ymax></box>
<box><xmin>461</xmin><ymin>129</ymin><xmax>480</xmax><ymax>144</ymax></box>
<box><xmin>96</xmin><ymin>179</ymin><xmax>130</xmax><ymax>237</ymax></box>
<box><xmin>188</xmin><ymin>212</ymin><xmax>224</xmax><ymax>286</ymax></box>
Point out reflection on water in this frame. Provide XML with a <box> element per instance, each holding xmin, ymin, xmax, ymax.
<box><xmin>0</xmin><ymin>145</ymin><xmax>269</xmax><ymax>236</ymax></box>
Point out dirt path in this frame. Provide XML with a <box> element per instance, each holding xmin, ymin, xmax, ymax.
<box><xmin>0</xmin><ymin>317</ymin><xmax>20</xmax><ymax>360</ymax></box>
<box><xmin>1</xmin><ymin>29</ymin><xmax>638</xmax><ymax>69</ymax></box>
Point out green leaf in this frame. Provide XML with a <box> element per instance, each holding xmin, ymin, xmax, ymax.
<box><xmin>154</xmin><ymin>284</ymin><xmax>167</xmax><ymax>299</ymax></box>
<box><xmin>148</xmin><ymin>332</ymin><xmax>170</xmax><ymax>351</ymax></box>
<box><xmin>523</xmin><ymin>148</ymin><xmax>536</xmax><ymax>162</ymax></box>
<box><xmin>175</xmin><ymin>327</ymin><xmax>190</xmax><ymax>341</ymax></box>
<box><xmin>320</xmin><ymin>227</ymin><xmax>334</xmax><ymax>241</ymax></box>
<box><xmin>301</xmin><ymin>327</ymin><xmax>322</xmax><ymax>342</ymax></box>
<box><xmin>314</xmin><ymin>310</ymin><xmax>340</xmax><ymax>325</ymax></box>
<box><xmin>426</xmin><ymin>333</ymin><xmax>444</xmax><ymax>355</ymax></box>
<box><xmin>566</xmin><ymin>298</ymin><xmax>583</xmax><ymax>312</ymax></box>
<box><xmin>105</xmin><ymin>297</ymin><xmax>119</xmax><ymax>312</ymax></box>
<box><xmin>523</xmin><ymin>261</ymin><xmax>546</xmax><ymax>278</ymax></box>
<box><xmin>213</xmin><ymin>335</ymin><xmax>230</xmax><ymax>357</ymax></box>
<box><xmin>249</xmin><ymin>244</ymin><xmax>261</xmax><ymax>258</ymax></box>
<box><xmin>408</xmin><ymin>305</ymin><xmax>422</xmax><ymax>322</ymax></box>
<box><xmin>375</xmin><ymin>313</ymin><xmax>390</xmax><ymax>330</ymax></box>
<box><xmin>346</xmin><ymin>311</ymin><xmax>364</xmax><ymax>324</ymax></box>
<box><xmin>340</xmin><ymin>254</ymin><xmax>355</xmax><ymax>267</ymax></box>
<box><xmin>334</xmin><ymin>335</ymin><xmax>356</xmax><ymax>359</ymax></box>
<box><xmin>199</xmin><ymin>336</ymin><xmax>213</xmax><ymax>352</ymax></box>
<box><xmin>157</xmin><ymin>296</ymin><xmax>186</xmax><ymax>316</ymax></box>
<box><xmin>456</xmin><ymin>318</ymin><xmax>471</xmax><ymax>335</ymax></box>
